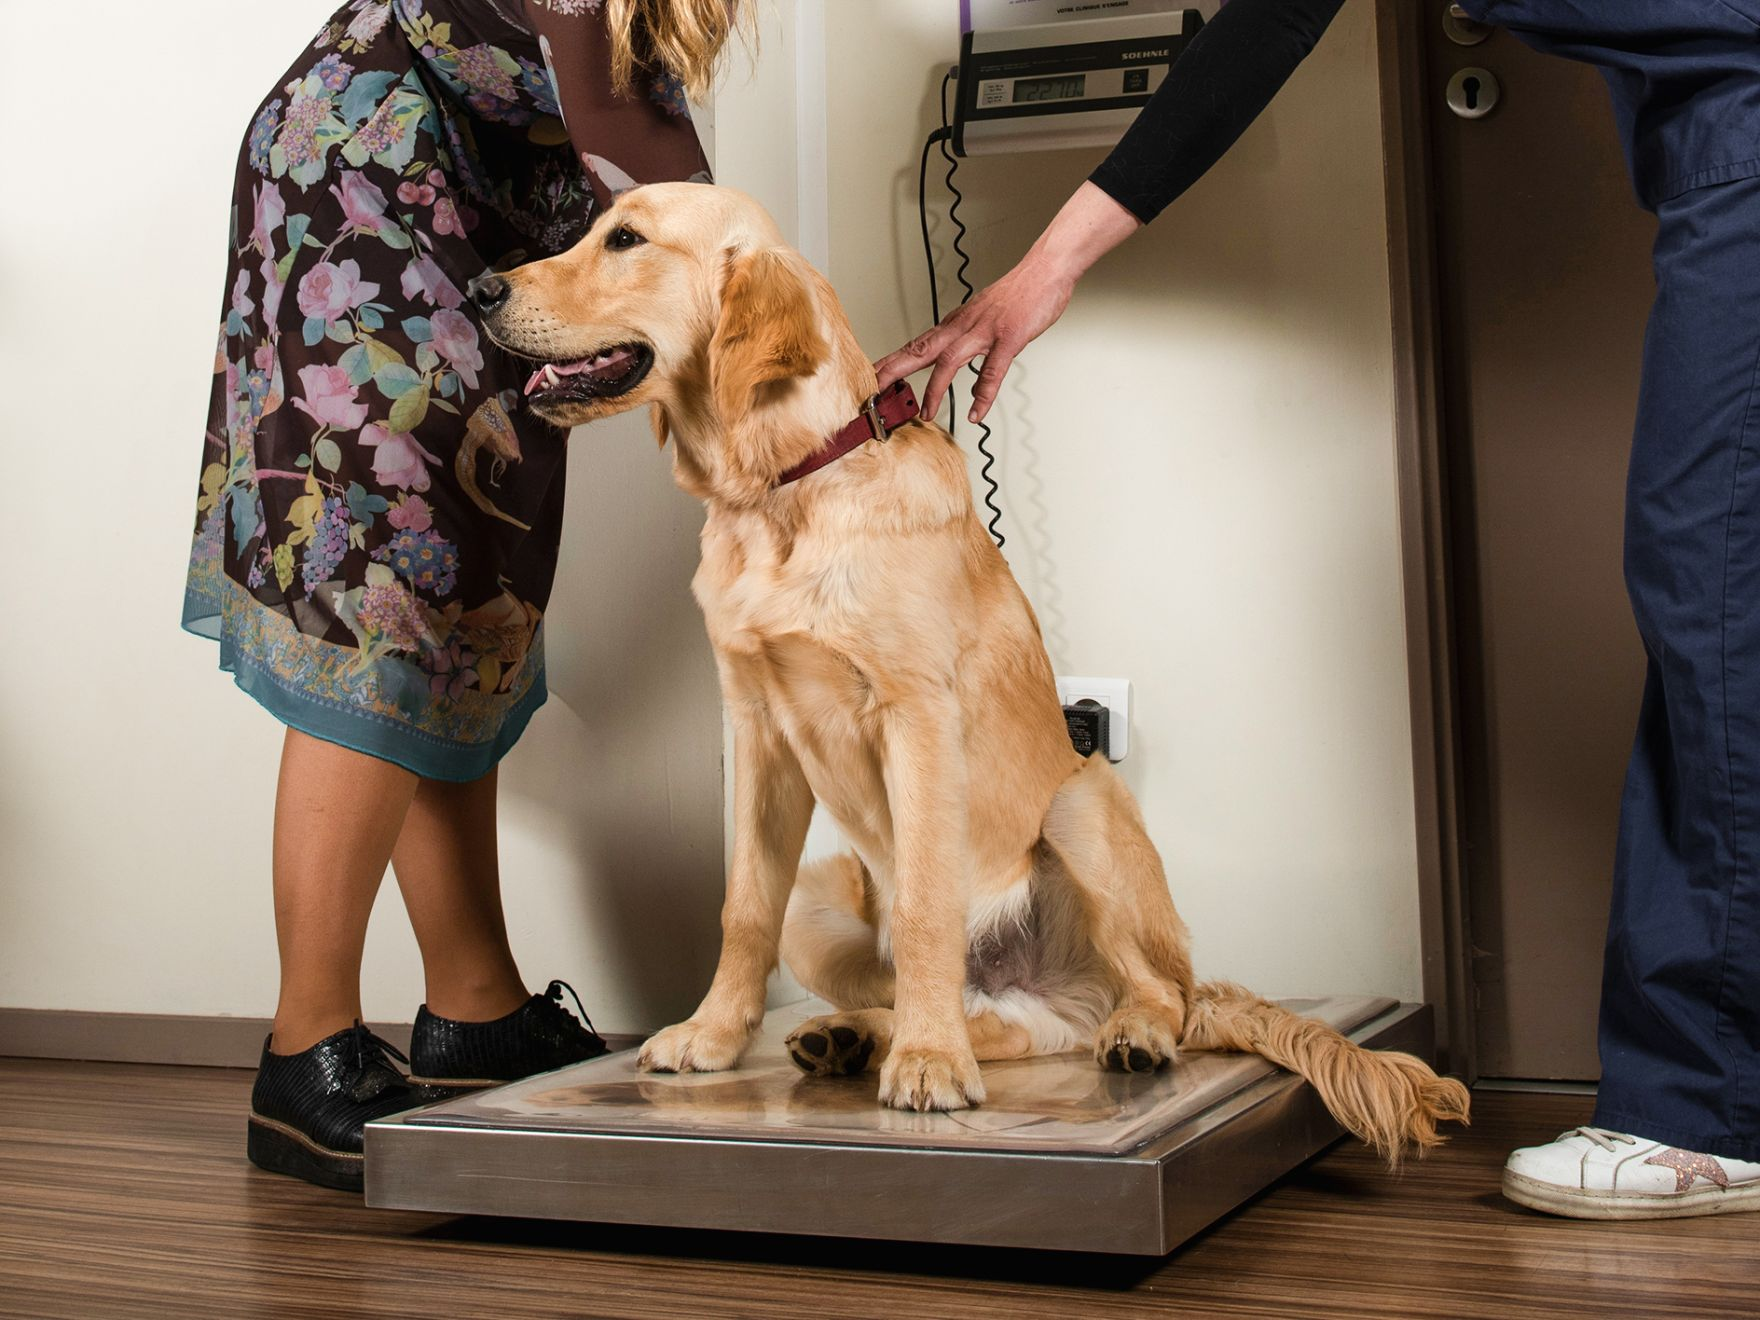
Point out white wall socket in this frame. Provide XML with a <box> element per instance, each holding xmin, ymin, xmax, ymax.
<box><xmin>1055</xmin><ymin>675</ymin><xmax>1131</xmax><ymax>762</ymax></box>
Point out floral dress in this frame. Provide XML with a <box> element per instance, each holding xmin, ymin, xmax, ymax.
<box><xmin>182</xmin><ymin>0</ymin><xmax>708</xmax><ymax>780</ymax></box>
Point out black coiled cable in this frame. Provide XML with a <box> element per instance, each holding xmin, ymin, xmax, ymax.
<box><xmin>917</xmin><ymin>68</ymin><xmax>1005</xmax><ymax>550</ymax></box>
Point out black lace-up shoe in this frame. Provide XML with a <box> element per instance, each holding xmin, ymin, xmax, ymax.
<box><xmin>408</xmin><ymin>979</ymin><xmax>609</xmax><ymax>1088</ymax></box>
<box><xmin>246</xmin><ymin>1022</ymin><xmax>423</xmax><ymax>1192</ymax></box>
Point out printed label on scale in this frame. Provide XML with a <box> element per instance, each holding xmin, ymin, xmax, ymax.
<box><xmin>961</xmin><ymin>0</ymin><xmax>1189</xmax><ymax>33</ymax></box>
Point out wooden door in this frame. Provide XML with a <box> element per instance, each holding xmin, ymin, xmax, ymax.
<box><xmin>1421</xmin><ymin>6</ymin><xmax>1656</xmax><ymax>1079</ymax></box>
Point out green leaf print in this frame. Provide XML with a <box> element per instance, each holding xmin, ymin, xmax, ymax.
<box><xmin>340</xmin><ymin>70</ymin><xmax>399</xmax><ymax>127</ymax></box>
<box><xmin>339</xmin><ymin>343</ymin><xmax>373</xmax><ymax>387</ymax></box>
<box><xmin>375</xmin><ymin>364</ymin><xmax>424</xmax><ymax>399</ymax></box>
<box><xmin>314</xmin><ymin>437</ymin><xmax>344</xmax><ymax>472</ymax></box>
<box><xmin>272</xmin><ymin>543</ymin><xmax>295</xmax><ymax>593</ymax></box>
<box><xmin>388</xmin><ymin>382</ymin><xmax>431</xmax><ymax>433</ymax></box>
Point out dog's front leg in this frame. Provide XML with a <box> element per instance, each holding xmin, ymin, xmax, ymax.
<box><xmin>638</xmin><ymin>703</ymin><xmax>813</xmax><ymax>1073</ymax></box>
<box><xmin>875</xmin><ymin>700</ymin><xmax>984</xmax><ymax>1112</ymax></box>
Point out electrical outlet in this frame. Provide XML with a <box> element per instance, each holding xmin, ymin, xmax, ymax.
<box><xmin>1055</xmin><ymin>676</ymin><xmax>1131</xmax><ymax>761</ymax></box>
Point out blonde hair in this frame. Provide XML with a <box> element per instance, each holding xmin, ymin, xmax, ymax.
<box><xmin>604</xmin><ymin>0</ymin><xmax>755</xmax><ymax>103</ymax></box>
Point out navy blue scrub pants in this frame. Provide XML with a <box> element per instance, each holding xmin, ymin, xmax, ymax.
<box><xmin>1595</xmin><ymin>175</ymin><xmax>1760</xmax><ymax>1161</ymax></box>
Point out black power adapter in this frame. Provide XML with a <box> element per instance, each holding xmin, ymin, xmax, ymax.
<box><xmin>1063</xmin><ymin>699</ymin><xmax>1110</xmax><ymax>760</ymax></box>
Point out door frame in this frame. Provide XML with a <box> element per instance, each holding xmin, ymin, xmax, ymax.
<box><xmin>1374</xmin><ymin>0</ymin><xmax>1478</xmax><ymax>1082</ymax></box>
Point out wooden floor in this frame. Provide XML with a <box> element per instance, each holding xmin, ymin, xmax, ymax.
<box><xmin>4</xmin><ymin>1060</ymin><xmax>1758</xmax><ymax>1319</ymax></box>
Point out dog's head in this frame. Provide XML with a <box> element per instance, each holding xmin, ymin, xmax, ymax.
<box><xmin>475</xmin><ymin>184</ymin><xmax>860</xmax><ymax>490</ymax></box>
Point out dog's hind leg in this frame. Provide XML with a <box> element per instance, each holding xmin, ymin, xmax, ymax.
<box><xmin>779</xmin><ymin>852</ymin><xmax>895</xmax><ymax>1010</ymax></box>
<box><xmin>1040</xmin><ymin>755</ymin><xmax>1195</xmax><ymax>1074</ymax></box>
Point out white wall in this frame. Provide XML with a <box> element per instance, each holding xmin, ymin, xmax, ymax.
<box><xmin>811</xmin><ymin>0</ymin><xmax>1422</xmax><ymax>999</ymax></box>
<box><xmin>0</xmin><ymin>1</ymin><xmax>727</xmax><ymax>1033</ymax></box>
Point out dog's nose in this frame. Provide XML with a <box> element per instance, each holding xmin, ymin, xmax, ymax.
<box><xmin>467</xmin><ymin>273</ymin><xmax>510</xmax><ymax>314</ymax></box>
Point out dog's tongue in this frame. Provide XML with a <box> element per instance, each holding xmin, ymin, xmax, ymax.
<box><xmin>524</xmin><ymin>346</ymin><xmax>637</xmax><ymax>396</ymax></box>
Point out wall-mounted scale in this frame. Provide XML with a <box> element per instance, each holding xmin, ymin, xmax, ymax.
<box><xmin>953</xmin><ymin>0</ymin><xmax>1205</xmax><ymax>156</ymax></box>
<box><xmin>365</xmin><ymin>3</ymin><xmax>1445</xmax><ymax>1256</ymax></box>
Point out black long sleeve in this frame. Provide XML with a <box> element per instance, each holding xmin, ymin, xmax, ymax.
<box><xmin>1089</xmin><ymin>0</ymin><xmax>1345</xmax><ymax>223</ymax></box>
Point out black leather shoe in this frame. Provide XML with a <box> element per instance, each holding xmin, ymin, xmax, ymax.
<box><xmin>408</xmin><ymin>979</ymin><xmax>608</xmax><ymax>1088</ymax></box>
<box><xmin>246</xmin><ymin>1022</ymin><xmax>423</xmax><ymax>1192</ymax></box>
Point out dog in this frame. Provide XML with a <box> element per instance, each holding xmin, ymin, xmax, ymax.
<box><xmin>474</xmin><ymin>182</ymin><xmax>1470</xmax><ymax>1160</ymax></box>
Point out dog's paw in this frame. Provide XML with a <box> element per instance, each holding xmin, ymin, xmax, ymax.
<box><xmin>877</xmin><ymin>1046</ymin><xmax>985</xmax><ymax>1112</ymax></box>
<box><xmin>637</xmin><ymin>1018</ymin><xmax>747</xmax><ymax>1074</ymax></box>
<box><xmin>1094</xmin><ymin>1006</ymin><xmax>1180</xmax><ymax>1074</ymax></box>
<box><xmin>786</xmin><ymin>1012</ymin><xmax>887</xmax><ymax>1077</ymax></box>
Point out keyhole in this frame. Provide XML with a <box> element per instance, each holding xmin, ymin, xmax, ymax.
<box><xmin>1447</xmin><ymin>66</ymin><xmax>1498</xmax><ymax>119</ymax></box>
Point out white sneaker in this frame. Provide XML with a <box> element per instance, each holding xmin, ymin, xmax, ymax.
<box><xmin>1503</xmin><ymin>1126</ymin><xmax>1760</xmax><ymax>1219</ymax></box>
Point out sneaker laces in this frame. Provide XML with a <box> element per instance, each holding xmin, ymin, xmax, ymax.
<box><xmin>543</xmin><ymin>979</ymin><xmax>603</xmax><ymax>1042</ymax></box>
<box><xmin>344</xmin><ymin>1020</ymin><xmax>411</xmax><ymax>1103</ymax></box>
<box><xmin>1564</xmin><ymin>1126</ymin><xmax>1637</xmax><ymax>1152</ymax></box>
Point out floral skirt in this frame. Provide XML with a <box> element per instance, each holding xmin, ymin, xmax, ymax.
<box><xmin>183</xmin><ymin>0</ymin><xmax>599</xmax><ymax>780</ymax></box>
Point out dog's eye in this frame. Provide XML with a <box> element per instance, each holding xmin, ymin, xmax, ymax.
<box><xmin>606</xmin><ymin>225</ymin><xmax>646</xmax><ymax>251</ymax></box>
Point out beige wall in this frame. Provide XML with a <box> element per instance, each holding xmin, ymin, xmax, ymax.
<box><xmin>0</xmin><ymin>1</ymin><xmax>727</xmax><ymax>1032</ymax></box>
<box><xmin>812</xmin><ymin>0</ymin><xmax>1422</xmax><ymax>999</ymax></box>
<box><xmin>0</xmin><ymin>0</ymin><xmax>1422</xmax><ymax>1032</ymax></box>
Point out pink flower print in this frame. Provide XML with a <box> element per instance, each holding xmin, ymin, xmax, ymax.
<box><xmin>344</xmin><ymin>0</ymin><xmax>393</xmax><ymax>48</ymax></box>
<box><xmin>455</xmin><ymin>45</ymin><xmax>520</xmax><ymax>104</ymax></box>
<box><xmin>254</xmin><ymin>343</ymin><xmax>277</xmax><ymax>373</ymax></box>
<box><xmin>429</xmin><ymin>308</ymin><xmax>484</xmax><ymax>388</ymax></box>
<box><xmin>258</xmin><ymin>256</ymin><xmax>285</xmax><ymax>324</ymax></box>
<box><xmin>330</xmin><ymin>170</ymin><xmax>392</xmax><ymax>237</ymax></box>
<box><xmin>397</xmin><ymin>181</ymin><xmax>437</xmax><ymax>206</ymax></box>
<box><xmin>230</xmin><ymin>269</ymin><xmax>256</xmax><ymax>323</ymax></box>
<box><xmin>292</xmin><ymin>364</ymin><xmax>369</xmax><ymax>430</ymax></box>
<box><xmin>355</xmin><ymin>580</ymin><xmax>427</xmax><ymax>650</ymax></box>
<box><xmin>387</xmin><ymin>493</ymin><xmax>434</xmax><ymax>533</ymax></box>
<box><xmin>251</xmin><ymin>181</ymin><xmax>285</xmax><ymax>254</ymax></box>
<box><xmin>296</xmin><ymin>259</ymin><xmax>379</xmax><ymax>323</ymax></box>
<box><xmin>278</xmin><ymin>91</ymin><xmax>332</xmax><ymax>175</ymax></box>
<box><xmin>399</xmin><ymin>254</ymin><xmax>463</xmax><ymax>310</ymax></box>
<box><xmin>428</xmin><ymin>641</ymin><xmax>480</xmax><ymax>701</ymax></box>
<box><xmin>361</xmin><ymin>423</ymin><xmax>441</xmax><ymax>491</ymax></box>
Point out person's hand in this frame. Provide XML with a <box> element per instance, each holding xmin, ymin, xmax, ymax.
<box><xmin>876</xmin><ymin>252</ymin><xmax>1075</xmax><ymax>425</ymax></box>
<box><xmin>876</xmin><ymin>181</ymin><xmax>1142</xmax><ymax>424</ymax></box>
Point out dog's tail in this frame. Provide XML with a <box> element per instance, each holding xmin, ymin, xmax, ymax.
<box><xmin>1182</xmin><ymin>981</ymin><xmax>1470</xmax><ymax>1166</ymax></box>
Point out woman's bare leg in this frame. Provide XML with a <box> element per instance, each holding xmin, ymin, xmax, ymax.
<box><xmin>270</xmin><ymin>729</ymin><xmax>419</xmax><ymax>1053</ymax></box>
<box><xmin>391</xmin><ymin>767</ymin><xmax>529</xmax><ymax>1021</ymax></box>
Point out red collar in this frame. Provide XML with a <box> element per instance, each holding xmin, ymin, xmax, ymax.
<box><xmin>774</xmin><ymin>381</ymin><xmax>920</xmax><ymax>487</ymax></box>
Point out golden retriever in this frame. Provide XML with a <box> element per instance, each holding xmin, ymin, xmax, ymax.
<box><xmin>475</xmin><ymin>183</ymin><xmax>1469</xmax><ymax>1160</ymax></box>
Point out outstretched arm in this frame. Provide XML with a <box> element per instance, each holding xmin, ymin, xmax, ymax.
<box><xmin>878</xmin><ymin>0</ymin><xmax>1346</xmax><ymax>423</ymax></box>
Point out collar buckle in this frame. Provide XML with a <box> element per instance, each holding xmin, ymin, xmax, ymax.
<box><xmin>863</xmin><ymin>393</ymin><xmax>891</xmax><ymax>443</ymax></box>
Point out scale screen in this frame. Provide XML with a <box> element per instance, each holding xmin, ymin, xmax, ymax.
<box><xmin>1012</xmin><ymin>73</ymin><xmax>1086</xmax><ymax>104</ymax></box>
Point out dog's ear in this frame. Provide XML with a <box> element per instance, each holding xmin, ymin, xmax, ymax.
<box><xmin>709</xmin><ymin>247</ymin><xmax>828</xmax><ymax>424</ymax></box>
<box><xmin>649</xmin><ymin>401</ymin><xmax>670</xmax><ymax>450</ymax></box>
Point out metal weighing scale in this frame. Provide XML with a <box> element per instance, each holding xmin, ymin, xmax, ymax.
<box><xmin>953</xmin><ymin>1</ymin><xmax>1206</xmax><ymax>156</ymax></box>
<box><xmin>367</xmin><ymin>995</ymin><xmax>1434</xmax><ymax>1255</ymax></box>
<box><xmin>367</xmin><ymin>0</ymin><xmax>1435</xmax><ymax>1257</ymax></box>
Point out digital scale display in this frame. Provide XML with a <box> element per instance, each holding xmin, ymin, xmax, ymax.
<box><xmin>1012</xmin><ymin>73</ymin><xmax>1086</xmax><ymax>104</ymax></box>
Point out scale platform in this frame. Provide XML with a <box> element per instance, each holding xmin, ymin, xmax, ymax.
<box><xmin>367</xmin><ymin>995</ymin><xmax>1433</xmax><ymax>1256</ymax></box>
